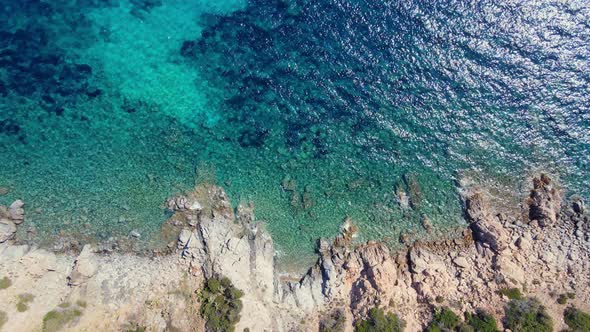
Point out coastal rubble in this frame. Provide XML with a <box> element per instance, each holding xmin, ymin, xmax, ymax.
<box><xmin>0</xmin><ymin>175</ymin><xmax>589</xmax><ymax>331</ymax></box>
<box><xmin>528</xmin><ymin>174</ymin><xmax>562</xmax><ymax>227</ymax></box>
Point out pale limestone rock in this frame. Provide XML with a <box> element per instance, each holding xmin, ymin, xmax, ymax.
<box><xmin>497</xmin><ymin>256</ymin><xmax>526</xmax><ymax>284</ymax></box>
<box><xmin>188</xmin><ymin>200</ymin><xmax>202</xmax><ymax>211</ymax></box>
<box><xmin>0</xmin><ymin>244</ymin><xmax>29</xmax><ymax>260</ymax></box>
<box><xmin>178</xmin><ymin>229</ymin><xmax>191</xmax><ymax>248</ymax></box>
<box><xmin>10</xmin><ymin>199</ymin><xmax>24</xmax><ymax>208</ymax></box>
<box><xmin>20</xmin><ymin>249</ymin><xmax>58</xmax><ymax>277</ymax></box>
<box><xmin>69</xmin><ymin>245</ymin><xmax>98</xmax><ymax>286</ymax></box>
<box><xmin>453</xmin><ymin>256</ymin><xmax>469</xmax><ymax>268</ymax></box>
<box><xmin>0</xmin><ymin>218</ymin><xmax>16</xmax><ymax>243</ymax></box>
<box><xmin>516</xmin><ymin>235</ymin><xmax>532</xmax><ymax>250</ymax></box>
<box><xmin>9</xmin><ymin>199</ymin><xmax>25</xmax><ymax>222</ymax></box>
<box><xmin>409</xmin><ymin>248</ymin><xmax>429</xmax><ymax>274</ymax></box>
<box><xmin>397</xmin><ymin>191</ymin><xmax>410</xmax><ymax>209</ymax></box>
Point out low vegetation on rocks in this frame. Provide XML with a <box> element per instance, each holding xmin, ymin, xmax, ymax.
<box><xmin>503</xmin><ymin>298</ymin><xmax>553</xmax><ymax>332</ymax></box>
<box><xmin>563</xmin><ymin>306</ymin><xmax>590</xmax><ymax>332</ymax></box>
<box><xmin>425</xmin><ymin>307</ymin><xmax>461</xmax><ymax>331</ymax></box>
<box><xmin>0</xmin><ymin>311</ymin><xmax>7</xmax><ymax>330</ymax></box>
<box><xmin>199</xmin><ymin>276</ymin><xmax>244</xmax><ymax>332</ymax></box>
<box><xmin>497</xmin><ymin>287</ymin><xmax>523</xmax><ymax>300</ymax></box>
<box><xmin>16</xmin><ymin>293</ymin><xmax>35</xmax><ymax>312</ymax></box>
<box><xmin>42</xmin><ymin>302</ymin><xmax>86</xmax><ymax>332</ymax></box>
<box><xmin>463</xmin><ymin>310</ymin><xmax>500</xmax><ymax>332</ymax></box>
<box><xmin>425</xmin><ymin>307</ymin><xmax>499</xmax><ymax>332</ymax></box>
<box><xmin>558</xmin><ymin>294</ymin><xmax>569</xmax><ymax>305</ymax></box>
<box><xmin>0</xmin><ymin>276</ymin><xmax>11</xmax><ymax>289</ymax></box>
<box><xmin>558</xmin><ymin>293</ymin><xmax>577</xmax><ymax>305</ymax></box>
<box><xmin>353</xmin><ymin>307</ymin><xmax>405</xmax><ymax>332</ymax></box>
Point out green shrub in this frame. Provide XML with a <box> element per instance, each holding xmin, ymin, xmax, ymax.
<box><xmin>464</xmin><ymin>310</ymin><xmax>499</xmax><ymax>332</ymax></box>
<box><xmin>435</xmin><ymin>296</ymin><xmax>445</xmax><ymax>304</ymax></box>
<box><xmin>426</xmin><ymin>307</ymin><xmax>461</xmax><ymax>332</ymax></box>
<box><xmin>16</xmin><ymin>293</ymin><xmax>35</xmax><ymax>312</ymax></box>
<box><xmin>320</xmin><ymin>308</ymin><xmax>346</xmax><ymax>332</ymax></box>
<box><xmin>42</xmin><ymin>308</ymin><xmax>83</xmax><ymax>332</ymax></box>
<box><xmin>564</xmin><ymin>306</ymin><xmax>590</xmax><ymax>332</ymax></box>
<box><xmin>0</xmin><ymin>277</ymin><xmax>11</xmax><ymax>290</ymax></box>
<box><xmin>206</xmin><ymin>278</ymin><xmax>221</xmax><ymax>293</ymax></box>
<box><xmin>0</xmin><ymin>311</ymin><xmax>7</xmax><ymax>330</ymax></box>
<box><xmin>503</xmin><ymin>298</ymin><xmax>552</xmax><ymax>332</ymax></box>
<box><xmin>199</xmin><ymin>277</ymin><xmax>243</xmax><ymax>332</ymax></box>
<box><xmin>497</xmin><ymin>288</ymin><xmax>523</xmax><ymax>300</ymax></box>
<box><xmin>567</xmin><ymin>293</ymin><xmax>576</xmax><ymax>299</ymax></box>
<box><xmin>220</xmin><ymin>277</ymin><xmax>232</xmax><ymax>288</ymax></box>
<box><xmin>354</xmin><ymin>307</ymin><xmax>405</xmax><ymax>332</ymax></box>
<box><xmin>558</xmin><ymin>294</ymin><xmax>569</xmax><ymax>305</ymax></box>
<box><xmin>425</xmin><ymin>308</ymin><xmax>498</xmax><ymax>332</ymax></box>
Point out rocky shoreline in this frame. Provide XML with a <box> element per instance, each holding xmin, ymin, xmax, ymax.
<box><xmin>0</xmin><ymin>174</ymin><xmax>589</xmax><ymax>331</ymax></box>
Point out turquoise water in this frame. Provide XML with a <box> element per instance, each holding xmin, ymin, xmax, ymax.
<box><xmin>0</xmin><ymin>0</ymin><xmax>588</xmax><ymax>264</ymax></box>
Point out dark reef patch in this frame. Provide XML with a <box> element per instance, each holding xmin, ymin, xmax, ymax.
<box><xmin>0</xmin><ymin>0</ymin><xmax>111</xmax><ymax>114</ymax></box>
<box><xmin>0</xmin><ymin>28</ymin><xmax>98</xmax><ymax>107</ymax></box>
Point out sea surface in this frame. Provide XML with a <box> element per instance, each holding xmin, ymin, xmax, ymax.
<box><xmin>0</xmin><ymin>0</ymin><xmax>588</xmax><ymax>266</ymax></box>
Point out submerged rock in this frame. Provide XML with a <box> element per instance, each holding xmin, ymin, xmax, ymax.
<box><xmin>396</xmin><ymin>190</ymin><xmax>410</xmax><ymax>209</ymax></box>
<box><xmin>187</xmin><ymin>200</ymin><xmax>202</xmax><ymax>211</ymax></box>
<box><xmin>421</xmin><ymin>216</ymin><xmax>433</xmax><ymax>233</ymax></box>
<box><xmin>9</xmin><ymin>199</ymin><xmax>25</xmax><ymax>222</ymax></box>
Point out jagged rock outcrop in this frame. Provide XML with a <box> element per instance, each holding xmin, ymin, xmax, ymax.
<box><xmin>464</xmin><ymin>191</ymin><xmax>508</xmax><ymax>254</ymax></box>
<box><xmin>0</xmin><ymin>218</ymin><xmax>17</xmax><ymax>243</ymax></box>
<box><xmin>68</xmin><ymin>244</ymin><xmax>98</xmax><ymax>286</ymax></box>
<box><xmin>168</xmin><ymin>185</ymin><xmax>279</xmax><ymax>331</ymax></box>
<box><xmin>528</xmin><ymin>174</ymin><xmax>562</xmax><ymax>227</ymax></box>
<box><xmin>166</xmin><ymin>178</ymin><xmax>589</xmax><ymax>331</ymax></box>
<box><xmin>9</xmin><ymin>199</ymin><xmax>25</xmax><ymax>222</ymax></box>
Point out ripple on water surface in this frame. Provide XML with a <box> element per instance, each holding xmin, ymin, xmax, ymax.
<box><xmin>0</xmin><ymin>0</ymin><xmax>588</xmax><ymax>267</ymax></box>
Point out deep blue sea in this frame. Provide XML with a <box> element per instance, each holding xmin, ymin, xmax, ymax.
<box><xmin>0</xmin><ymin>0</ymin><xmax>588</xmax><ymax>265</ymax></box>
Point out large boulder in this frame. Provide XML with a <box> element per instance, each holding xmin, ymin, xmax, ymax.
<box><xmin>68</xmin><ymin>244</ymin><xmax>98</xmax><ymax>286</ymax></box>
<box><xmin>465</xmin><ymin>192</ymin><xmax>507</xmax><ymax>253</ymax></box>
<box><xmin>528</xmin><ymin>174</ymin><xmax>562</xmax><ymax>227</ymax></box>
<box><xmin>287</xmin><ymin>221</ymin><xmax>399</xmax><ymax>318</ymax></box>
<box><xmin>9</xmin><ymin>199</ymin><xmax>25</xmax><ymax>223</ymax></box>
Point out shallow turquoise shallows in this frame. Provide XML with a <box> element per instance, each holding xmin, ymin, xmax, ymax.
<box><xmin>0</xmin><ymin>0</ymin><xmax>588</xmax><ymax>266</ymax></box>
